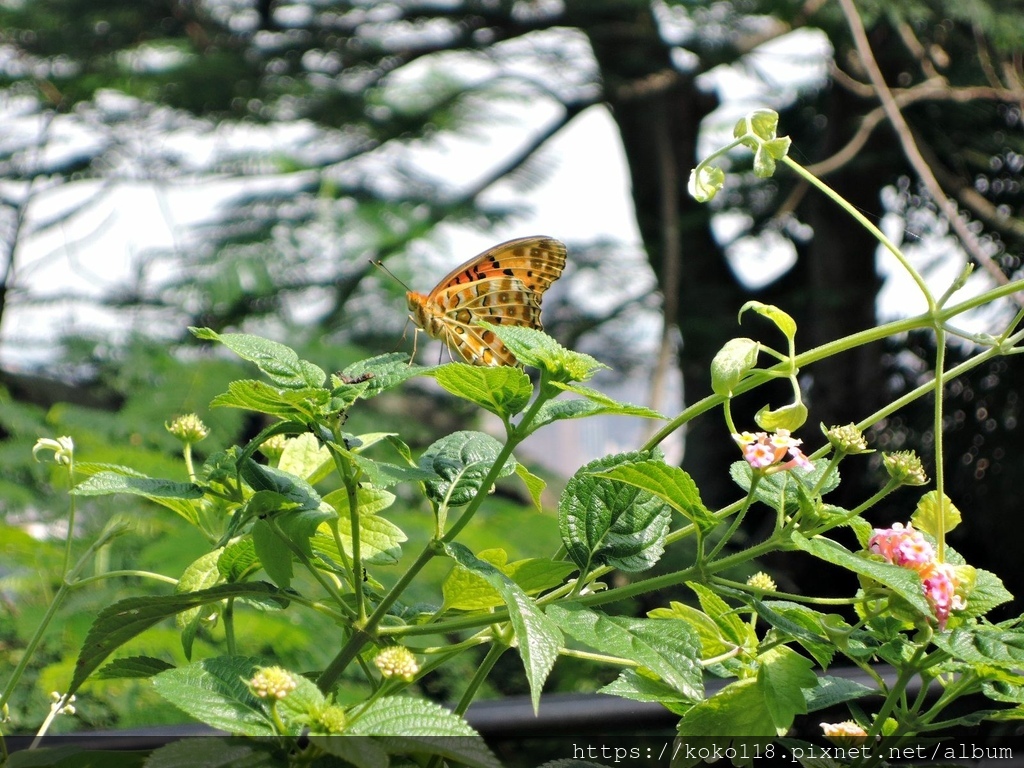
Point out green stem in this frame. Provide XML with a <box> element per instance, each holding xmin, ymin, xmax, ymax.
<box><xmin>643</xmin><ymin>280</ymin><xmax>1024</xmax><ymax>450</ymax></box>
<box><xmin>783</xmin><ymin>156</ymin><xmax>935</xmax><ymax>308</ymax></box>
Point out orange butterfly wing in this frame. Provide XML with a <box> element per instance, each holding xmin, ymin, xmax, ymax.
<box><xmin>406</xmin><ymin>236</ymin><xmax>567</xmax><ymax>366</ymax></box>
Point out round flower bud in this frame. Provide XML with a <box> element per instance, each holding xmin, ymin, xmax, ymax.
<box><xmin>883</xmin><ymin>451</ymin><xmax>928</xmax><ymax>486</ymax></box>
<box><xmin>249</xmin><ymin>666</ymin><xmax>298</xmax><ymax>700</ymax></box>
<box><xmin>166</xmin><ymin>414</ymin><xmax>210</xmax><ymax>444</ymax></box>
<box><xmin>374</xmin><ymin>646</ymin><xmax>420</xmax><ymax>682</ymax></box>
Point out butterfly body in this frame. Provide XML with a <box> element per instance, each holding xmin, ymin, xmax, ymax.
<box><xmin>406</xmin><ymin>236</ymin><xmax>566</xmax><ymax>366</ymax></box>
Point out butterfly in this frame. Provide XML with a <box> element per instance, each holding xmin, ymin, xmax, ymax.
<box><xmin>406</xmin><ymin>236</ymin><xmax>566</xmax><ymax>366</ymax></box>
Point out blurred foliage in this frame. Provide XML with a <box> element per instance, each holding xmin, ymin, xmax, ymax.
<box><xmin>2</xmin><ymin>0</ymin><xmax>1024</xmax><ymax>731</ymax></box>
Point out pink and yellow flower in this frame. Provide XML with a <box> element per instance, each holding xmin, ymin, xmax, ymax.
<box><xmin>733</xmin><ymin>429</ymin><xmax>813</xmax><ymax>472</ymax></box>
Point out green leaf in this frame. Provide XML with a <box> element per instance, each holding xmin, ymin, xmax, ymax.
<box><xmin>277</xmin><ymin>433</ymin><xmax>332</xmax><ymax>482</ymax></box>
<box><xmin>933</xmin><ymin>627</ymin><xmax>1024</xmax><ymax>669</ymax></box>
<box><xmin>340</xmin><ymin>352</ymin><xmax>427</xmax><ymax>396</ymax></box>
<box><xmin>754</xmin><ymin>400</ymin><xmax>808</xmax><ymax>432</ymax></box>
<box><xmin>790</xmin><ymin>532</ymin><xmax>933</xmax><ymax>616</ymax></box>
<box><xmin>757</xmin><ymin>646</ymin><xmax>816</xmax><ymax>728</ymax></box>
<box><xmin>152</xmin><ymin>656</ymin><xmax>275</xmax><ymax>736</ymax></box>
<box><xmin>191</xmin><ymin>328</ymin><xmax>325</xmax><ymax>388</ymax></box>
<box><xmin>210</xmin><ymin>380</ymin><xmax>331</xmax><ymax>421</ymax></box>
<box><xmin>648</xmin><ymin>601</ymin><xmax>735</xmax><ymax>659</ymax></box>
<box><xmin>419</xmin><ymin>431</ymin><xmax>516</xmax><ymax>508</ymax></box>
<box><xmin>314</xmin><ymin>492</ymin><xmax>407</xmax><ymax>566</ymax></box>
<box><xmin>912</xmin><ymin>490</ymin><xmax>962</xmax><ymax>537</ymax></box>
<box><xmin>218</xmin><ymin>538</ymin><xmax>260</xmax><ymax>582</ymax></box>
<box><xmin>687</xmin><ymin>581</ymin><xmax>754</xmax><ymax>650</ymax></box>
<box><xmin>71</xmin><ymin>470</ymin><xmax>203</xmax><ymax>500</ymax></box>
<box><xmin>711</xmin><ymin>337</ymin><xmax>760</xmax><ymax>396</ymax></box>
<box><xmin>240</xmin><ymin>459</ymin><xmax>322</xmax><ymax>511</ymax></box>
<box><xmin>69</xmin><ymin>466</ymin><xmax>204</xmax><ymax>526</ymax></box>
<box><xmin>309</xmin><ymin>737</ymin><xmax>390</xmax><ymax>768</ymax></box>
<box><xmin>730</xmin><ymin>458</ymin><xmax>838</xmax><ymax>510</ymax></box>
<box><xmin>594</xmin><ymin>460</ymin><xmax>715</xmax><ymax>529</ymax></box>
<box><xmin>144</xmin><ymin>738</ymin><xmax>281</xmax><ymax>768</ymax></box>
<box><xmin>599</xmin><ymin>669</ymin><xmax>694</xmax><ymax>711</ymax></box>
<box><xmin>433</xmin><ymin>363</ymin><xmax>533</xmax><ymax>419</ymax></box>
<box><xmin>95</xmin><ymin>656</ymin><xmax>175</xmax><ymax>680</ymax></box>
<box><xmin>481</xmin><ymin>322</ymin><xmax>606</xmax><ymax>383</ymax></box>
<box><xmin>959</xmin><ymin>568</ymin><xmax>1013</xmax><ymax>618</ymax></box>
<box><xmin>738</xmin><ymin>300</ymin><xmax>797</xmax><ymax>341</ymax></box>
<box><xmin>515</xmin><ymin>463</ymin><xmax>547</xmax><ymax>512</ymax></box>
<box><xmin>754</xmin><ymin>599</ymin><xmax>835</xmax><ymax>668</ymax></box>
<box><xmin>548</xmin><ymin>603</ymin><xmax>702</xmax><ymax>702</ymax></box>
<box><xmin>176</xmin><ymin>549</ymin><xmax>225</xmax><ymax>656</ymax></box>
<box><xmin>252</xmin><ymin>519</ymin><xmax>293</xmax><ymax>588</ymax></box>
<box><xmin>559</xmin><ymin>452</ymin><xmax>671</xmax><ymax>574</ymax></box>
<box><xmin>442</xmin><ymin>548</ymin><xmax>575</xmax><ymax>611</ymax></box>
<box><xmin>802</xmin><ymin>675</ymin><xmax>874</xmax><ymax>713</ymax></box>
<box><xmin>673</xmin><ymin>680</ymin><xmax>776</xmax><ymax>765</ymax></box>
<box><xmin>70</xmin><ymin>583</ymin><xmax>286</xmax><ymax>694</ymax></box>
<box><xmin>442</xmin><ymin>543</ymin><xmax>562</xmax><ymax>713</ymax></box>
<box><xmin>348</xmin><ymin>697</ymin><xmax>501</xmax><ymax>768</ymax></box>
<box><xmin>350</xmin><ymin>452</ymin><xmax>437</xmax><ymax>487</ymax></box>
<box><xmin>549</xmin><ymin>382</ymin><xmax>665</xmax><ymax>420</ymax></box>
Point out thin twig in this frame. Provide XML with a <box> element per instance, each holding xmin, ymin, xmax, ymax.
<box><xmin>836</xmin><ymin>0</ymin><xmax>1018</xmax><ymax>300</ymax></box>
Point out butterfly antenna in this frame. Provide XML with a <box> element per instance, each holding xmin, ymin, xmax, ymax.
<box><xmin>370</xmin><ymin>259</ymin><xmax>411</xmax><ymax>291</ymax></box>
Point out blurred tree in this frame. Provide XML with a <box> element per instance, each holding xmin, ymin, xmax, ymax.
<box><xmin>1</xmin><ymin>0</ymin><xmax>1023</xmax><ymax>569</ymax></box>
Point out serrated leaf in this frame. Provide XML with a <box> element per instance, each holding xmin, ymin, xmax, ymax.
<box><xmin>548</xmin><ymin>603</ymin><xmax>702</xmax><ymax>702</ymax></box>
<box><xmin>176</xmin><ymin>549</ymin><xmax>225</xmax><ymax>654</ymax></box>
<box><xmin>71</xmin><ymin>470</ymin><xmax>203</xmax><ymax>500</ymax></box>
<box><xmin>559</xmin><ymin>452</ymin><xmax>671</xmax><ymax>574</ymax></box>
<box><xmin>240</xmin><ymin>460</ymin><xmax>321</xmax><ymax>512</ymax></box>
<box><xmin>442</xmin><ymin>542</ymin><xmax>562</xmax><ymax>713</ymax></box>
<box><xmin>648</xmin><ymin>601</ymin><xmax>734</xmax><ymax>659</ymax></box>
<box><xmin>790</xmin><ymin>532</ymin><xmax>932</xmax><ymax>616</ymax></box>
<box><xmin>730</xmin><ymin>458</ymin><xmax>838</xmax><ymax>510</ymax></box>
<box><xmin>673</xmin><ymin>679</ymin><xmax>776</xmax><ymax>764</ymax></box>
<box><xmin>314</xmin><ymin>508</ymin><xmax>407</xmax><ymax>567</ymax></box>
<box><xmin>755</xmin><ymin>599</ymin><xmax>835</xmax><ymax>668</ymax></box>
<box><xmin>599</xmin><ymin>669</ymin><xmax>695</xmax><ymax>710</ymax></box>
<box><xmin>309</xmin><ymin>736</ymin><xmax>390</xmax><ymax>768</ymax></box>
<box><xmin>550</xmin><ymin>382</ymin><xmax>665</xmax><ymax>419</ymax></box>
<box><xmin>912</xmin><ymin>490</ymin><xmax>962</xmax><ymax>537</ymax></box>
<box><xmin>70</xmin><ymin>583</ymin><xmax>285</xmax><ymax>694</ymax></box>
<box><xmin>191</xmin><ymin>328</ymin><xmax>325</xmax><ymax>388</ymax></box>
<box><xmin>933</xmin><ymin>627</ymin><xmax>1024</xmax><ymax>669</ymax></box>
<box><xmin>757</xmin><ymin>646</ymin><xmax>816</xmax><ymax>728</ymax></box>
<box><xmin>433</xmin><ymin>363</ymin><xmax>533</xmax><ymax>419</ymax></box>
<box><xmin>144</xmin><ymin>737</ymin><xmax>281</xmax><ymax>768</ymax></box>
<box><xmin>341</xmin><ymin>352</ymin><xmax>427</xmax><ymax>395</ymax></box>
<box><xmin>95</xmin><ymin>656</ymin><xmax>175</xmax><ymax>680</ymax></box>
<box><xmin>218</xmin><ymin>538</ymin><xmax>260</xmax><ymax>582</ymax></box>
<box><xmin>442</xmin><ymin>548</ymin><xmax>575</xmax><ymax>611</ymax></box>
<box><xmin>277</xmin><ymin>433</ymin><xmax>332</xmax><ymax>481</ymax></box>
<box><xmin>419</xmin><ymin>431</ymin><xmax>516</xmax><ymax>508</ymax></box>
<box><xmin>210</xmin><ymin>380</ymin><xmax>331</xmax><ymax>421</ymax></box>
<box><xmin>687</xmin><ymin>581</ymin><xmax>753</xmax><ymax>649</ymax></box>
<box><xmin>152</xmin><ymin>656</ymin><xmax>275</xmax><ymax>736</ymax></box>
<box><xmin>802</xmin><ymin>675</ymin><xmax>874</xmax><ymax>712</ymax></box>
<box><xmin>515</xmin><ymin>463</ymin><xmax>547</xmax><ymax>512</ymax></box>
<box><xmin>350</xmin><ymin>453</ymin><xmax>437</xmax><ymax>487</ymax></box>
<box><xmin>594</xmin><ymin>461</ymin><xmax>714</xmax><ymax>529</ymax></box>
<box><xmin>959</xmin><ymin>568</ymin><xmax>1013</xmax><ymax>618</ymax></box>
<box><xmin>482</xmin><ymin>322</ymin><xmax>606</xmax><ymax>383</ymax></box>
<box><xmin>348</xmin><ymin>697</ymin><xmax>501</xmax><ymax>768</ymax></box>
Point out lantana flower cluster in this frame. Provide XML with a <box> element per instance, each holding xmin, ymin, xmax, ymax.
<box><xmin>733</xmin><ymin>429</ymin><xmax>812</xmax><ymax>471</ymax></box>
<box><xmin>868</xmin><ymin>523</ymin><xmax>964</xmax><ymax>628</ymax></box>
